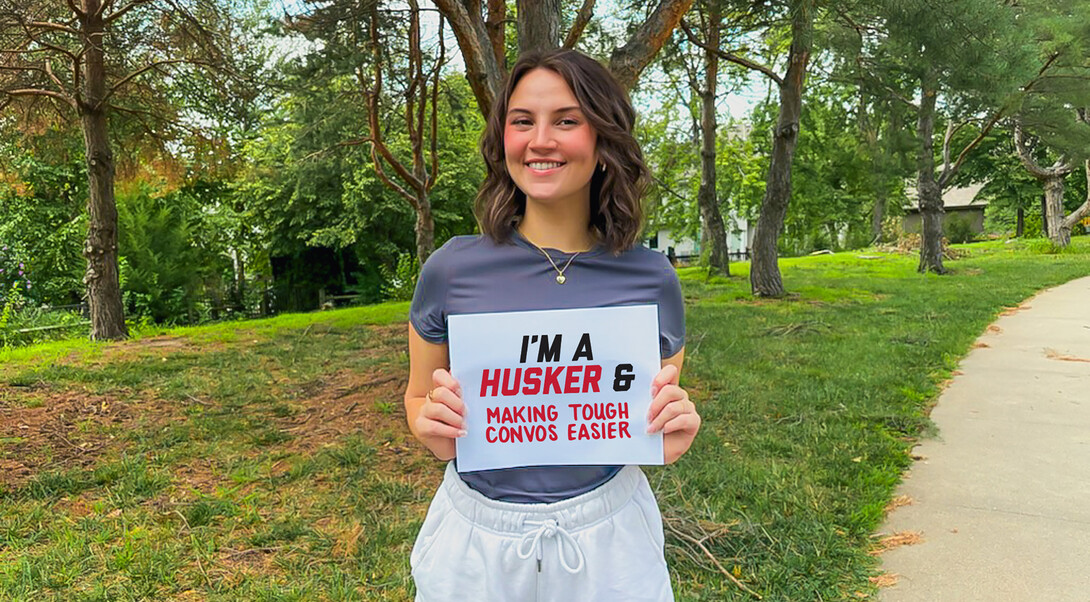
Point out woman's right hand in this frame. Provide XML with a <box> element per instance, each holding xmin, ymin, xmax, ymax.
<box><xmin>413</xmin><ymin>369</ymin><xmax>467</xmax><ymax>455</ymax></box>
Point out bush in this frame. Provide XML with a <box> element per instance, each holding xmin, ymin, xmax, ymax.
<box><xmin>944</xmin><ymin>214</ymin><xmax>975</xmax><ymax>244</ymax></box>
<box><xmin>380</xmin><ymin>253</ymin><xmax>420</xmax><ymax>301</ymax></box>
<box><xmin>0</xmin><ymin>286</ymin><xmax>89</xmax><ymax>348</ymax></box>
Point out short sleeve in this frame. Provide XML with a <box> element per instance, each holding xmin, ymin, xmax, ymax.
<box><xmin>409</xmin><ymin>244</ymin><xmax>452</xmax><ymax>344</ymax></box>
<box><xmin>657</xmin><ymin>261</ymin><xmax>685</xmax><ymax>358</ymax></box>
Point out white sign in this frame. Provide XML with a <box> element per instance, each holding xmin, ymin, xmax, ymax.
<box><xmin>449</xmin><ymin>305</ymin><xmax>664</xmax><ymax>472</ymax></box>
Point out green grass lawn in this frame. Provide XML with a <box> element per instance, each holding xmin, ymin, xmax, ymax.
<box><xmin>1</xmin><ymin>236</ymin><xmax>1088</xmax><ymax>601</ymax></box>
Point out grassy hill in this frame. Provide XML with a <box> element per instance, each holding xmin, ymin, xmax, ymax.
<box><xmin>1</xmin><ymin>236</ymin><xmax>1088</xmax><ymax>601</ymax></box>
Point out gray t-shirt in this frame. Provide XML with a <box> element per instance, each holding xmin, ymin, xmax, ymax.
<box><xmin>410</xmin><ymin>231</ymin><xmax>685</xmax><ymax>503</ymax></box>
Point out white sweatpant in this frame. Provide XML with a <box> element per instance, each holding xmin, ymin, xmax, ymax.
<box><xmin>410</xmin><ymin>463</ymin><xmax>674</xmax><ymax>602</ymax></box>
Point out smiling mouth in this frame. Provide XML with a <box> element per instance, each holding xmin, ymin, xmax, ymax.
<box><xmin>527</xmin><ymin>161</ymin><xmax>564</xmax><ymax>170</ymax></box>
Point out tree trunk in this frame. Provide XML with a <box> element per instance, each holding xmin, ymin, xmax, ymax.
<box><xmin>1040</xmin><ymin>194</ymin><xmax>1049</xmax><ymax>237</ymax></box>
<box><xmin>517</xmin><ymin>0</ymin><xmax>560</xmax><ymax>54</ymax></box>
<box><xmin>915</xmin><ymin>75</ymin><xmax>945</xmax><ymax>274</ymax></box>
<box><xmin>432</xmin><ymin>0</ymin><xmax>504</xmax><ymax>118</ymax></box>
<box><xmin>486</xmin><ymin>0</ymin><xmax>507</xmax><ymax>69</ymax></box>
<box><xmin>1016</xmin><ymin>207</ymin><xmax>1024</xmax><ymax>237</ymax></box>
<box><xmin>1057</xmin><ymin>161</ymin><xmax>1090</xmax><ymax>245</ymax></box>
<box><xmin>697</xmin><ymin>0</ymin><xmax>728</xmax><ymax>276</ymax></box>
<box><xmin>750</xmin><ymin>0</ymin><xmax>812</xmax><ymax>297</ymax></box>
<box><xmin>79</xmin><ymin>0</ymin><xmax>128</xmax><ymax>340</ymax></box>
<box><xmin>1043</xmin><ymin>175</ymin><xmax>1069</xmax><ymax>246</ymax></box>
<box><xmin>416</xmin><ymin>199</ymin><xmax>435</xmax><ymax>265</ymax></box>
<box><xmin>1013</xmin><ymin>121</ymin><xmax>1077</xmax><ymax>247</ymax></box>
<box><xmin>872</xmin><ymin>191</ymin><xmax>887</xmax><ymax>242</ymax></box>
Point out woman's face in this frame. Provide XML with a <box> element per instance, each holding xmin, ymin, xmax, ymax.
<box><xmin>503</xmin><ymin>68</ymin><xmax>598</xmax><ymax>210</ymax></box>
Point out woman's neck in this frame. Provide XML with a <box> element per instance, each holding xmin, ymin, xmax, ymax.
<box><xmin>518</xmin><ymin>205</ymin><xmax>597</xmax><ymax>252</ymax></box>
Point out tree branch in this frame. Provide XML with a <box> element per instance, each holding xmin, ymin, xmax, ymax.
<box><xmin>940</xmin><ymin>119</ymin><xmax>967</xmax><ymax>175</ymax></box>
<box><xmin>100</xmin><ymin>58</ymin><xmax>190</xmax><ymax>107</ymax></box>
<box><xmin>609</xmin><ymin>0</ymin><xmax>694</xmax><ymax>91</ymax></box>
<box><xmin>938</xmin><ymin>110</ymin><xmax>1005</xmax><ymax>189</ymax></box>
<box><xmin>4</xmin><ymin>87</ymin><xmax>76</xmax><ymax>108</ymax></box>
<box><xmin>43</xmin><ymin>58</ymin><xmax>68</xmax><ymax>93</ymax></box>
<box><xmin>371</xmin><ymin>145</ymin><xmax>419</xmax><ymax>207</ymax></box>
<box><xmin>433</xmin><ymin>0</ymin><xmax>502</xmax><ymax>117</ymax></box>
<box><xmin>26</xmin><ymin>21</ymin><xmax>82</xmax><ymax>36</ymax></box>
<box><xmin>1013</xmin><ymin>121</ymin><xmax>1074</xmax><ymax>179</ymax></box>
<box><xmin>64</xmin><ymin>0</ymin><xmax>85</xmax><ymax>18</ymax></box>
<box><xmin>104</xmin><ymin>0</ymin><xmax>154</xmax><ymax>24</ymax></box>
<box><xmin>563</xmin><ymin>0</ymin><xmax>595</xmax><ymax>49</ymax></box>
<box><xmin>679</xmin><ymin>19</ymin><xmax>783</xmax><ymax>87</ymax></box>
<box><xmin>364</xmin><ymin>9</ymin><xmax>424</xmax><ymax>201</ymax></box>
<box><xmin>427</xmin><ymin>14</ymin><xmax>444</xmax><ymax>193</ymax></box>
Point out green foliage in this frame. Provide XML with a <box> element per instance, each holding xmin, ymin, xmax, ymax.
<box><xmin>0</xmin><ymin>140</ymin><xmax>86</xmax><ymax>306</ymax></box>
<box><xmin>117</xmin><ymin>184</ymin><xmax>206</xmax><ymax>324</ymax></box>
<box><xmin>944</xmin><ymin>214</ymin><xmax>975</xmax><ymax>244</ymax></box>
<box><xmin>380</xmin><ymin>252</ymin><xmax>420</xmax><ymax>302</ymax></box>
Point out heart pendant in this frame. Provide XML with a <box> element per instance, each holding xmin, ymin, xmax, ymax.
<box><xmin>556</xmin><ymin>274</ymin><xmax>566</xmax><ymax>284</ymax></box>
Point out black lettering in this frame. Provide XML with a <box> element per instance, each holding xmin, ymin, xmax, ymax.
<box><xmin>613</xmin><ymin>364</ymin><xmax>634</xmax><ymax>392</ymax></box>
<box><xmin>520</xmin><ymin>335</ymin><xmax>531</xmax><ymax>363</ymax></box>
<box><xmin>571</xmin><ymin>333</ymin><xmax>594</xmax><ymax>361</ymax></box>
<box><xmin>537</xmin><ymin>334</ymin><xmax>562</xmax><ymax>362</ymax></box>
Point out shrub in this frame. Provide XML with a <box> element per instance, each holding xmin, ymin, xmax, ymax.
<box><xmin>380</xmin><ymin>253</ymin><xmax>420</xmax><ymax>301</ymax></box>
<box><xmin>944</xmin><ymin>214</ymin><xmax>975</xmax><ymax>244</ymax></box>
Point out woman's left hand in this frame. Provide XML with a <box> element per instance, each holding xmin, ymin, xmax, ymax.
<box><xmin>646</xmin><ymin>363</ymin><xmax>701</xmax><ymax>464</ymax></box>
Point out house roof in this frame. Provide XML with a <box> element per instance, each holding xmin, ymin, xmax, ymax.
<box><xmin>905</xmin><ymin>182</ymin><xmax>987</xmax><ymax>211</ymax></box>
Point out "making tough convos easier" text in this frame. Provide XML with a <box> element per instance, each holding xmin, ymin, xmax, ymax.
<box><xmin>479</xmin><ymin>333</ymin><xmax>639</xmax><ymax>444</ymax></box>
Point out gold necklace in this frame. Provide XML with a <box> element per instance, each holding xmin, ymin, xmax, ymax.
<box><xmin>526</xmin><ymin>239</ymin><xmax>580</xmax><ymax>285</ymax></box>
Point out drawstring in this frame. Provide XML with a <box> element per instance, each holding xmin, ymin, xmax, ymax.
<box><xmin>516</xmin><ymin>518</ymin><xmax>585</xmax><ymax>574</ymax></box>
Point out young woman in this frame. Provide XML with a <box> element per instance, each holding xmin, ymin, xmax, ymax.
<box><xmin>404</xmin><ymin>49</ymin><xmax>700</xmax><ymax>601</ymax></box>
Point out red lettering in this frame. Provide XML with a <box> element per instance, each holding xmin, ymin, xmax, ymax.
<box><xmin>523</xmin><ymin>367</ymin><xmax>542</xmax><ymax>395</ymax></box>
<box><xmin>480</xmin><ymin>369</ymin><xmax>500</xmax><ymax>397</ymax></box>
<box><xmin>486</xmin><ymin>426</ymin><xmax>497</xmax><ymax>442</ymax></box>
<box><xmin>501</xmin><ymin>368</ymin><xmax>522</xmax><ymax>396</ymax></box>
<box><xmin>548</xmin><ymin>424</ymin><xmax>558</xmax><ymax>441</ymax></box>
<box><xmin>578</xmin><ymin>423</ymin><xmax>590</xmax><ymax>440</ymax></box>
<box><xmin>543</xmin><ymin>366</ymin><xmax>564</xmax><ymax>394</ymax></box>
<box><xmin>582</xmin><ymin>365</ymin><xmax>601</xmax><ymax>393</ymax></box>
<box><xmin>502</xmin><ymin>407</ymin><xmax>513</xmax><ymax>423</ymax></box>
<box><xmin>512</xmin><ymin>405</ymin><xmax>526</xmax><ymax>423</ymax></box>
<box><xmin>619</xmin><ymin>422</ymin><xmax>630</xmax><ymax>438</ymax></box>
<box><xmin>607</xmin><ymin>421</ymin><xmax>617</xmax><ymax>438</ymax></box>
<box><xmin>547</xmin><ymin>405</ymin><xmax>558</xmax><ymax>421</ymax></box>
<box><xmin>563</xmin><ymin>366</ymin><xmax>582</xmax><ymax>394</ymax></box>
<box><xmin>568</xmin><ymin>404</ymin><xmax>581</xmax><ymax>421</ymax></box>
<box><xmin>567</xmin><ymin>423</ymin><xmax>576</xmax><ymax>440</ymax></box>
<box><xmin>487</xmin><ymin>407</ymin><xmax>501</xmax><ymax>424</ymax></box>
<box><xmin>618</xmin><ymin>403</ymin><xmax>629</xmax><ymax>420</ymax></box>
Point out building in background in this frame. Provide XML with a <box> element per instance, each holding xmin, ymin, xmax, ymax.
<box><xmin>647</xmin><ymin>211</ymin><xmax>754</xmax><ymax>263</ymax></box>
<box><xmin>902</xmin><ymin>182</ymin><xmax>988</xmax><ymax>234</ymax></box>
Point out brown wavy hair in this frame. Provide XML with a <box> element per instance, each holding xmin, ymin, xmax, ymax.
<box><xmin>475</xmin><ymin>49</ymin><xmax>649</xmax><ymax>253</ymax></box>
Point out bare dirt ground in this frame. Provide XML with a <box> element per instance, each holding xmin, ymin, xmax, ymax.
<box><xmin>0</xmin><ymin>324</ymin><xmax>432</xmax><ymax>493</ymax></box>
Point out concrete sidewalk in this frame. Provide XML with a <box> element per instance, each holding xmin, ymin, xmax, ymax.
<box><xmin>880</xmin><ymin>275</ymin><xmax>1090</xmax><ymax>602</ymax></box>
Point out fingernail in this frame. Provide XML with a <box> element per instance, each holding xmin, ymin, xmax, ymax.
<box><xmin>457</xmin><ymin>430</ymin><xmax>467</xmax><ymax>437</ymax></box>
